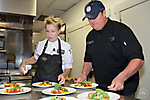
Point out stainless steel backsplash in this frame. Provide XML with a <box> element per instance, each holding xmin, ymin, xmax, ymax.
<box><xmin>0</xmin><ymin>29</ymin><xmax>32</xmax><ymax>69</ymax></box>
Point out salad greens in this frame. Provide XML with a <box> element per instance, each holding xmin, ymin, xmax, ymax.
<box><xmin>89</xmin><ymin>88</ymin><xmax>110</xmax><ymax>100</ymax></box>
<box><xmin>80</xmin><ymin>81</ymin><xmax>92</xmax><ymax>85</ymax></box>
<box><xmin>54</xmin><ymin>83</ymin><xmax>62</xmax><ymax>90</ymax></box>
<box><xmin>42</xmin><ymin>80</ymin><xmax>51</xmax><ymax>84</ymax></box>
<box><xmin>75</xmin><ymin>81</ymin><xmax>92</xmax><ymax>87</ymax></box>
<box><xmin>9</xmin><ymin>87</ymin><xmax>21</xmax><ymax>90</ymax></box>
<box><xmin>54</xmin><ymin>83</ymin><xmax>67</xmax><ymax>91</ymax></box>
<box><xmin>10</xmin><ymin>82</ymin><xmax>15</xmax><ymax>84</ymax></box>
<box><xmin>43</xmin><ymin>80</ymin><xmax>49</xmax><ymax>82</ymax></box>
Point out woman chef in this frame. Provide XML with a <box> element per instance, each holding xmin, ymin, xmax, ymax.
<box><xmin>19</xmin><ymin>15</ymin><xmax>73</xmax><ymax>84</ymax></box>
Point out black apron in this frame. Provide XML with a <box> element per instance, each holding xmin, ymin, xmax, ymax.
<box><xmin>32</xmin><ymin>39</ymin><xmax>63</xmax><ymax>83</ymax></box>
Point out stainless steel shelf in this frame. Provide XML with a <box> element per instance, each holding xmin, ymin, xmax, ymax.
<box><xmin>0</xmin><ymin>50</ymin><xmax>7</xmax><ymax>53</ymax></box>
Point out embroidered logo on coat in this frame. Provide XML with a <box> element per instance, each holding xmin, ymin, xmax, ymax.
<box><xmin>109</xmin><ymin>37</ymin><xmax>115</xmax><ymax>41</ymax></box>
<box><xmin>57</xmin><ymin>49</ymin><xmax>65</xmax><ymax>54</ymax></box>
<box><xmin>42</xmin><ymin>57</ymin><xmax>47</xmax><ymax>61</ymax></box>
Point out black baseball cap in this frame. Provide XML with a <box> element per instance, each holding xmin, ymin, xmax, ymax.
<box><xmin>82</xmin><ymin>1</ymin><xmax>105</xmax><ymax>21</ymax></box>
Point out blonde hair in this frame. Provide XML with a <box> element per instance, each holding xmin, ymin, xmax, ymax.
<box><xmin>44</xmin><ymin>15</ymin><xmax>63</xmax><ymax>30</ymax></box>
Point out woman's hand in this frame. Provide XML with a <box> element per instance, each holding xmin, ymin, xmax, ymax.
<box><xmin>19</xmin><ymin>61</ymin><xmax>26</xmax><ymax>74</ymax></box>
<box><xmin>19</xmin><ymin>56</ymin><xmax>37</xmax><ymax>74</ymax></box>
<box><xmin>57</xmin><ymin>68</ymin><xmax>71</xmax><ymax>84</ymax></box>
<box><xmin>58</xmin><ymin>74</ymin><xmax>65</xmax><ymax>85</ymax></box>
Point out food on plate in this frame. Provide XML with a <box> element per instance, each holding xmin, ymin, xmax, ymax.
<box><xmin>38</xmin><ymin>81</ymin><xmax>52</xmax><ymax>86</ymax></box>
<box><xmin>4</xmin><ymin>87</ymin><xmax>24</xmax><ymax>93</ymax></box>
<box><xmin>49</xmin><ymin>96</ymin><xmax>66</xmax><ymax>100</ymax></box>
<box><xmin>4</xmin><ymin>82</ymin><xmax>20</xmax><ymax>87</ymax></box>
<box><xmin>75</xmin><ymin>81</ymin><xmax>92</xmax><ymax>87</ymax></box>
<box><xmin>50</xmin><ymin>83</ymin><xmax>68</xmax><ymax>94</ymax></box>
<box><xmin>87</xmin><ymin>88</ymin><xmax>110</xmax><ymax>100</ymax></box>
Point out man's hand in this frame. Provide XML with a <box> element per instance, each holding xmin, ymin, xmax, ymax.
<box><xmin>77</xmin><ymin>73</ymin><xmax>87</xmax><ymax>82</ymax></box>
<box><xmin>107</xmin><ymin>75</ymin><xmax>124</xmax><ymax>91</ymax></box>
<box><xmin>77</xmin><ymin>62</ymin><xmax>92</xmax><ymax>82</ymax></box>
<box><xmin>108</xmin><ymin>59</ymin><xmax>144</xmax><ymax>91</ymax></box>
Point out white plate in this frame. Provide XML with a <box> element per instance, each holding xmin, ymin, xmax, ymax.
<box><xmin>0</xmin><ymin>87</ymin><xmax>31</xmax><ymax>95</ymax></box>
<box><xmin>70</xmin><ymin>83</ymin><xmax>98</xmax><ymax>89</ymax></box>
<box><xmin>0</xmin><ymin>83</ymin><xmax>25</xmax><ymax>88</ymax></box>
<box><xmin>32</xmin><ymin>82</ymin><xmax>56</xmax><ymax>88</ymax></box>
<box><xmin>39</xmin><ymin>96</ymin><xmax>79</xmax><ymax>100</ymax></box>
<box><xmin>42</xmin><ymin>87</ymin><xmax>76</xmax><ymax>95</ymax></box>
<box><xmin>77</xmin><ymin>91</ymin><xmax>120</xmax><ymax>100</ymax></box>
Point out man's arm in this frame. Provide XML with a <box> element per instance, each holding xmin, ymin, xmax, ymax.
<box><xmin>108</xmin><ymin>58</ymin><xmax>144</xmax><ymax>91</ymax></box>
<box><xmin>77</xmin><ymin>62</ymin><xmax>93</xmax><ymax>82</ymax></box>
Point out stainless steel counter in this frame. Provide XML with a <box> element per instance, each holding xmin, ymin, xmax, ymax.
<box><xmin>0</xmin><ymin>69</ymin><xmax>32</xmax><ymax>86</ymax></box>
<box><xmin>0</xmin><ymin>82</ymin><xmax>140</xmax><ymax>100</ymax></box>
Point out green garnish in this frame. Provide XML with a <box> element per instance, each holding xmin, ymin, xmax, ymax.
<box><xmin>10</xmin><ymin>82</ymin><xmax>15</xmax><ymax>84</ymax></box>
<box><xmin>9</xmin><ymin>87</ymin><xmax>21</xmax><ymax>91</ymax></box>
<box><xmin>78</xmin><ymin>81</ymin><xmax>92</xmax><ymax>86</ymax></box>
<box><xmin>96</xmin><ymin>88</ymin><xmax>106</xmax><ymax>94</ymax></box>
<box><xmin>90</xmin><ymin>93</ymin><xmax>96</xmax><ymax>99</ymax></box>
<box><xmin>80</xmin><ymin>82</ymin><xmax>86</xmax><ymax>86</ymax></box>
<box><xmin>43</xmin><ymin>80</ymin><xmax>50</xmax><ymax>84</ymax></box>
<box><xmin>96</xmin><ymin>88</ymin><xmax>110</xmax><ymax>99</ymax></box>
<box><xmin>63</xmin><ymin>87</ymin><xmax>67</xmax><ymax>91</ymax></box>
<box><xmin>86</xmin><ymin>81</ymin><xmax>92</xmax><ymax>84</ymax></box>
<box><xmin>54</xmin><ymin>83</ymin><xmax>62</xmax><ymax>90</ymax></box>
<box><xmin>93</xmin><ymin>98</ymin><xmax>100</xmax><ymax>100</ymax></box>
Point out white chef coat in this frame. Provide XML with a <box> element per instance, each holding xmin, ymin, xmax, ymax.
<box><xmin>34</xmin><ymin>38</ymin><xmax>73</xmax><ymax>70</ymax></box>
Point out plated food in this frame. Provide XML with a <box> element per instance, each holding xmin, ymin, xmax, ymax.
<box><xmin>76</xmin><ymin>81</ymin><xmax>92</xmax><ymax>87</ymax></box>
<box><xmin>0</xmin><ymin>87</ymin><xmax>31</xmax><ymax>95</ymax></box>
<box><xmin>0</xmin><ymin>82</ymin><xmax>25</xmax><ymax>88</ymax></box>
<box><xmin>42</xmin><ymin>83</ymin><xmax>76</xmax><ymax>95</ymax></box>
<box><xmin>4</xmin><ymin>87</ymin><xmax>24</xmax><ymax>93</ymax></box>
<box><xmin>87</xmin><ymin>88</ymin><xmax>110</xmax><ymax>100</ymax></box>
<box><xmin>4</xmin><ymin>82</ymin><xmax>20</xmax><ymax>87</ymax></box>
<box><xmin>50</xmin><ymin>83</ymin><xmax>69</xmax><ymax>94</ymax></box>
<box><xmin>32</xmin><ymin>81</ymin><xmax>55</xmax><ymax>88</ymax></box>
<box><xmin>38</xmin><ymin>81</ymin><xmax>52</xmax><ymax>86</ymax></box>
<box><xmin>70</xmin><ymin>81</ymin><xmax>98</xmax><ymax>89</ymax></box>
<box><xmin>77</xmin><ymin>88</ymin><xmax>120</xmax><ymax>100</ymax></box>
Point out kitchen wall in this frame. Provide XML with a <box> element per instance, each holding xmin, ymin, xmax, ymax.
<box><xmin>114</xmin><ymin>0</ymin><xmax>150</xmax><ymax>99</ymax></box>
<box><xmin>32</xmin><ymin>31</ymin><xmax>46</xmax><ymax>52</ymax></box>
<box><xmin>37</xmin><ymin>0</ymin><xmax>150</xmax><ymax>99</ymax></box>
